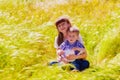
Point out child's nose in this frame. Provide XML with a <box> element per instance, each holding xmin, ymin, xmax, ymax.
<box><xmin>60</xmin><ymin>25</ymin><xmax>64</xmax><ymax>28</ymax></box>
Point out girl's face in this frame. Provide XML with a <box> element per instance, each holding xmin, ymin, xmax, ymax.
<box><xmin>57</xmin><ymin>22</ymin><xmax>70</xmax><ymax>33</ymax></box>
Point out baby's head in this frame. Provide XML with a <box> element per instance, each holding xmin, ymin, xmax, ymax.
<box><xmin>67</xmin><ymin>26</ymin><xmax>79</xmax><ymax>44</ymax></box>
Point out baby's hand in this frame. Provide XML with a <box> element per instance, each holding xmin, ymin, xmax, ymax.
<box><xmin>72</xmin><ymin>47</ymin><xmax>83</xmax><ymax>51</ymax></box>
<box><xmin>72</xmin><ymin>47</ymin><xmax>79</xmax><ymax>51</ymax></box>
<box><xmin>57</xmin><ymin>49</ymin><xmax>64</xmax><ymax>56</ymax></box>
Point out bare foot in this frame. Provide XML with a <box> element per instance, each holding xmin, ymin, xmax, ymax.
<box><xmin>72</xmin><ymin>69</ymin><xmax>79</xmax><ymax>72</ymax></box>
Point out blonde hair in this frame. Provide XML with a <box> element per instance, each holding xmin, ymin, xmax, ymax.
<box><xmin>68</xmin><ymin>26</ymin><xmax>79</xmax><ymax>35</ymax></box>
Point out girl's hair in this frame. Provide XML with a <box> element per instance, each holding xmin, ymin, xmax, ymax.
<box><xmin>55</xmin><ymin>17</ymin><xmax>72</xmax><ymax>46</ymax></box>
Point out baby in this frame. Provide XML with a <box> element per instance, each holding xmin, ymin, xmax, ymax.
<box><xmin>58</xmin><ymin>26</ymin><xmax>85</xmax><ymax>63</ymax></box>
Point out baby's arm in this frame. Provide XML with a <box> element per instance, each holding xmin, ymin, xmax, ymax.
<box><xmin>57</xmin><ymin>41</ymin><xmax>66</xmax><ymax>56</ymax></box>
<box><xmin>72</xmin><ymin>47</ymin><xmax>84</xmax><ymax>51</ymax></box>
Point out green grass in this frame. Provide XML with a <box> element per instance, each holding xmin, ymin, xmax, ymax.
<box><xmin>0</xmin><ymin>0</ymin><xmax>120</xmax><ymax>80</ymax></box>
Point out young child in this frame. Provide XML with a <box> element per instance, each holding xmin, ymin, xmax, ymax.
<box><xmin>58</xmin><ymin>26</ymin><xmax>85</xmax><ymax>63</ymax></box>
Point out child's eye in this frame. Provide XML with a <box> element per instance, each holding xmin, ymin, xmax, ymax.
<box><xmin>72</xmin><ymin>35</ymin><xmax>75</xmax><ymax>37</ymax></box>
<box><xmin>58</xmin><ymin>25</ymin><xmax>62</xmax><ymax>28</ymax></box>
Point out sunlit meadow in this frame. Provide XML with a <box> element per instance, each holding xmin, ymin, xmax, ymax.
<box><xmin>0</xmin><ymin>0</ymin><xmax>120</xmax><ymax>80</ymax></box>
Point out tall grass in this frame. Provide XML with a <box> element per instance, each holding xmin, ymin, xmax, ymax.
<box><xmin>0</xmin><ymin>0</ymin><xmax>120</xmax><ymax>80</ymax></box>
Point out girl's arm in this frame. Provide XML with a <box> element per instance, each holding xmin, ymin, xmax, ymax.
<box><xmin>66</xmin><ymin>48</ymin><xmax>87</xmax><ymax>60</ymax></box>
<box><xmin>54</xmin><ymin>36</ymin><xmax>59</xmax><ymax>49</ymax></box>
<box><xmin>76</xmin><ymin>50</ymin><xmax>87</xmax><ymax>59</ymax></box>
<box><xmin>78</xmin><ymin>35</ymin><xmax>84</xmax><ymax>45</ymax></box>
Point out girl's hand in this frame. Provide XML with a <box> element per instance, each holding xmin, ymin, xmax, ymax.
<box><xmin>66</xmin><ymin>54</ymin><xmax>77</xmax><ymax>60</ymax></box>
<box><xmin>61</xmin><ymin>58</ymin><xmax>68</xmax><ymax>64</ymax></box>
<box><xmin>57</xmin><ymin>49</ymin><xmax>64</xmax><ymax>56</ymax></box>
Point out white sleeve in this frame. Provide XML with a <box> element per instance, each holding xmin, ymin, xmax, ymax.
<box><xmin>54</xmin><ymin>36</ymin><xmax>59</xmax><ymax>49</ymax></box>
<box><xmin>78</xmin><ymin>35</ymin><xmax>84</xmax><ymax>45</ymax></box>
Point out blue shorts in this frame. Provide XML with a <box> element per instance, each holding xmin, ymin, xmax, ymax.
<box><xmin>71</xmin><ymin>59</ymin><xmax>89</xmax><ymax>71</ymax></box>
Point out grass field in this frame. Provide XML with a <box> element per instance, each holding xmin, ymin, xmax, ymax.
<box><xmin>0</xmin><ymin>0</ymin><xmax>120</xmax><ymax>80</ymax></box>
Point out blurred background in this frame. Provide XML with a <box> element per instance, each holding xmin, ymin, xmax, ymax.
<box><xmin>0</xmin><ymin>0</ymin><xmax>120</xmax><ymax>80</ymax></box>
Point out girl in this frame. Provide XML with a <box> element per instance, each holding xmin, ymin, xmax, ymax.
<box><xmin>50</xmin><ymin>16</ymin><xmax>89</xmax><ymax>71</ymax></box>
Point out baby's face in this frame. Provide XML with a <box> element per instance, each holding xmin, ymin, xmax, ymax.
<box><xmin>67</xmin><ymin>32</ymin><xmax>78</xmax><ymax>44</ymax></box>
